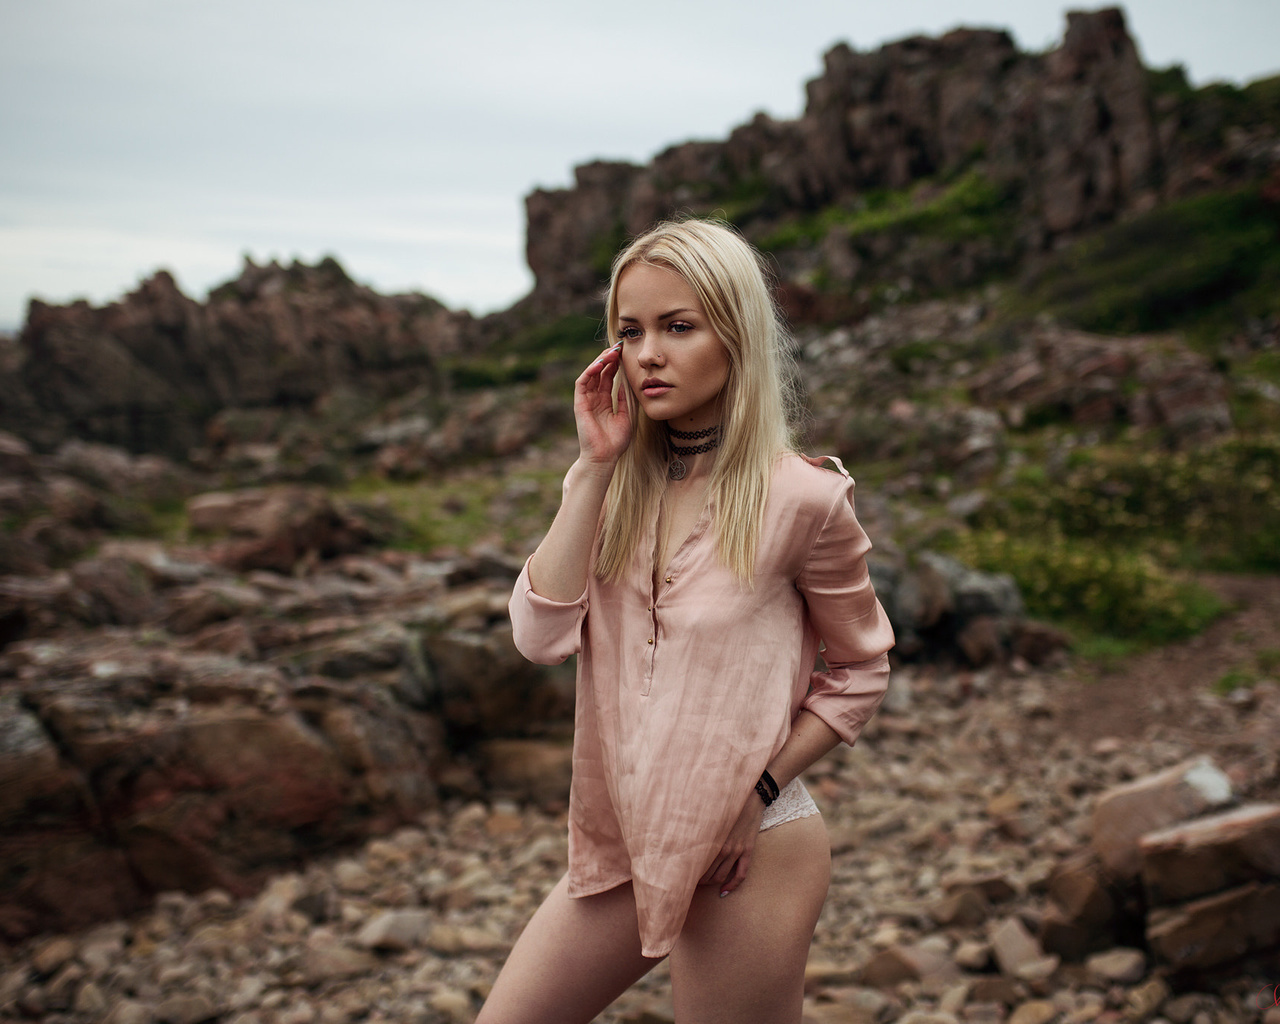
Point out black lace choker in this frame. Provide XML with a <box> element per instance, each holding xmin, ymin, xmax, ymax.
<box><xmin>667</xmin><ymin>425</ymin><xmax>721</xmax><ymax>480</ymax></box>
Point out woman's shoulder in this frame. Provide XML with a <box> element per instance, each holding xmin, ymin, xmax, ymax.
<box><xmin>765</xmin><ymin>453</ymin><xmax>856</xmax><ymax>528</ymax></box>
<box><xmin>772</xmin><ymin>452</ymin><xmax>853</xmax><ymax>503</ymax></box>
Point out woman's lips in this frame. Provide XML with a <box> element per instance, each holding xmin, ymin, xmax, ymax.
<box><xmin>641</xmin><ymin>378</ymin><xmax>672</xmax><ymax>397</ymax></box>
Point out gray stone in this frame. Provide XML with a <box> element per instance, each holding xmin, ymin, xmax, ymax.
<box><xmin>355</xmin><ymin>909</ymin><xmax>433</xmax><ymax>950</ymax></box>
<box><xmin>989</xmin><ymin>917</ymin><xmax>1045</xmax><ymax>977</ymax></box>
<box><xmin>1085</xmin><ymin>947</ymin><xmax>1146</xmax><ymax>984</ymax></box>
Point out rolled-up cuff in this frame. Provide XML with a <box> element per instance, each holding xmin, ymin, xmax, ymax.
<box><xmin>508</xmin><ymin>557</ymin><xmax>588</xmax><ymax>665</ymax></box>
<box><xmin>801</xmin><ymin>653</ymin><xmax>890</xmax><ymax>746</ymax></box>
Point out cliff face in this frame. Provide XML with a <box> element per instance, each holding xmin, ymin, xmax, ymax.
<box><xmin>1</xmin><ymin>260</ymin><xmax>466</xmax><ymax>458</ymax></box>
<box><xmin>519</xmin><ymin>8</ymin><xmax>1258</xmax><ymax>319</ymax></box>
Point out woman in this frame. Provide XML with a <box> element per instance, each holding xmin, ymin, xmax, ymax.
<box><xmin>479</xmin><ymin>219</ymin><xmax>894</xmax><ymax>1024</ymax></box>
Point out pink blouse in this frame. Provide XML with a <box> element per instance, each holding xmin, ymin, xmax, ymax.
<box><xmin>508</xmin><ymin>453</ymin><xmax>894</xmax><ymax>957</ymax></box>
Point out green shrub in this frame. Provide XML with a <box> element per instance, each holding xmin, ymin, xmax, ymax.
<box><xmin>1213</xmin><ymin>667</ymin><xmax>1257</xmax><ymax>695</ymax></box>
<box><xmin>946</xmin><ymin>526</ymin><xmax>1224</xmax><ymax>644</ymax></box>
<box><xmin>499</xmin><ymin>314</ymin><xmax>603</xmax><ymax>360</ymax></box>
<box><xmin>446</xmin><ymin>357</ymin><xmax>540</xmax><ymax>390</ymax></box>
<box><xmin>974</xmin><ymin>435</ymin><xmax>1280</xmax><ymax>572</ymax></box>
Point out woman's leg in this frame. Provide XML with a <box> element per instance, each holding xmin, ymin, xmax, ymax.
<box><xmin>668</xmin><ymin>814</ymin><xmax>831</xmax><ymax>1024</ymax></box>
<box><xmin>476</xmin><ymin>874</ymin><xmax>661</xmax><ymax>1024</ymax></box>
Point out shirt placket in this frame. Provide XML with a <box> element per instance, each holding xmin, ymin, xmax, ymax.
<box><xmin>641</xmin><ymin>571</ymin><xmax>672</xmax><ymax>697</ymax></box>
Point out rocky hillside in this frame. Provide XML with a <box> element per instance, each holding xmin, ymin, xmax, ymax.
<box><xmin>1</xmin><ymin>8</ymin><xmax>1277</xmax><ymax>467</ymax></box>
<box><xmin>2</xmin><ymin>4</ymin><xmax>1280</xmax><ymax>1013</ymax></box>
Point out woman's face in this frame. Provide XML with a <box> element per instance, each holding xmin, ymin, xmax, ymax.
<box><xmin>615</xmin><ymin>263</ymin><xmax>731</xmax><ymax>432</ymax></box>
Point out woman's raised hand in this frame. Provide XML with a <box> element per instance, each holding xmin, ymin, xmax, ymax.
<box><xmin>574</xmin><ymin>342</ymin><xmax>633</xmax><ymax>468</ymax></box>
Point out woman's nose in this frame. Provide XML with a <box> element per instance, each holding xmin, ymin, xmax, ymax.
<box><xmin>637</xmin><ymin>335</ymin><xmax>663</xmax><ymax>367</ymax></box>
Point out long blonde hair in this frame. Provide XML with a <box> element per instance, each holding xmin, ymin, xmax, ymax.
<box><xmin>595</xmin><ymin>219</ymin><xmax>802</xmax><ymax>584</ymax></box>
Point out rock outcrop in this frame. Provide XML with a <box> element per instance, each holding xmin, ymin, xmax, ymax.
<box><xmin>519</xmin><ymin>7</ymin><xmax>1277</xmax><ymax>321</ymax></box>
<box><xmin>1038</xmin><ymin>757</ymin><xmax>1280</xmax><ymax>975</ymax></box>
<box><xmin>0</xmin><ymin>259</ymin><xmax>464</xmax><ymax>458</ymax></box>
<box><xmin>0</xmin><ymin>534</ymin><xmax>571</xmax><ymax>939</ymax></box>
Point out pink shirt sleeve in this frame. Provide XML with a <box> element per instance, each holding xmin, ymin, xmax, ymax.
<box><xmin>796</xmin><ymin>474</ymin><xmax>894</xmax><ymax>745</ymax></box>
<box><xmin>508</xmin><ymin>556</ymin><xmax>588</xmax><ymax>665</ymax></box>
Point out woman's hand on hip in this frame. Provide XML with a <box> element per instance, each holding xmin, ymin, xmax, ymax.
<box><xmin>700</xmin><ymin>790</ymin><xmax>767</xmax><ymax>897</ymax></box>
<box><xmin>574</xmin><ymin>342</ymin><xmax>633</xmax><ymax>468</ymax></box>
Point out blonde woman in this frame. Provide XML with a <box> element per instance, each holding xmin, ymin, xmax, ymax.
<box><xmin>479</xmin><ymin>219</ymin><xmax>894</xmax><ymax>1024</ymax></box>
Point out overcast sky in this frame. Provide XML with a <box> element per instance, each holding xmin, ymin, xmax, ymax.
<box><xmin>2</xmin><ymin>0</ymin><xmax>1278</xmax><ymax>332</ymax></box>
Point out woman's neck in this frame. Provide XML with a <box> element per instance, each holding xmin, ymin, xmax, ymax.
<box><xmin>665</xmin><ymin>423</ymin><xmax>720</xmax><ymax>483</ymax></box>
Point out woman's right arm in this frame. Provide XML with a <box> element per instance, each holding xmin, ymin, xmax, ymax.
<box><xmin>526</xmin><ymin>341</ymin><xmax>633</xmax><ymax>602</ymax></box>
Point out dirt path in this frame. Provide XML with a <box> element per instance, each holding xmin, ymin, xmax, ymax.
<box><xmin>1050</xmin><ymin>571</ymin><xmax>1280</xmax><ymax>800</ymax></box>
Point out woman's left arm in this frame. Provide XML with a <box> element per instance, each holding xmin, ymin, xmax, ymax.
<box><xmin>700</xmin><ymin>709</ymin><xmax>840</xmax><ymax>896</ymax></box>
<box><xmin>704</xmin><ymin>470</ymin><xmax>895</xmax><ymax>896</ymax></box>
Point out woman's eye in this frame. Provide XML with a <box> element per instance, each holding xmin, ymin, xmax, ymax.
<box><xmin>617</xmin><ymin>326</ymin><xmax>641</xmax><ymax>341</ymax></box>
<box><xmin>669</xmin><ymin>321</ymin><xmax>693</xmax><ymax>334</ymax></box>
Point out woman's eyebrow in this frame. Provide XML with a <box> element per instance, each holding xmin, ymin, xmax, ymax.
<box><xmin>617</xmin><ymin>308</ymin><xmax>696</xmax><ymax>322</ymax></box>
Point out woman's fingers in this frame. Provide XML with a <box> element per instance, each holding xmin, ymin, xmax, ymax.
<box><xmin>580</xmin><ymin>342</ymin><xmax>622</xmax><ymax>381</ymax></box>
<box><xmin>571</xmin><ymin>341</ymin><xmax>632</xmax><ymax>463</ymax></box>
<box><xmin>701</xmin><ymin>858</ymin><xmax>725</xmax><ymax>886</ymax></box>
<box><xmin>719</xmin><ymin>852</ymin><xmax>751</xmax><ymax>897</ymax></box>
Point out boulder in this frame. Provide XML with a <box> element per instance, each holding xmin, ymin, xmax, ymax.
<box><xmin>1146</xmin><ymin>883</ymin><xmax>1280</xmax><ymax>971</ymax></box>
<box><xmin>860</xmin><ymin>943</ymin><xmax>960</xmax><ymax>989</ymax></box>
<box><xmin>1037</xmin><ymin>851</ymin><xmax>1120</xmax><ymax>961</ymax></box>
<box><xmin>1089</xmin><ymin>757</ymin><xmax>1233</xmax><ymax>879</ymax></box>
<box><xmin>1138</xmin><ymin>803</ymin><xmax>1280</xmax><ymax>906</ymax></box>
<box><xmin>187</xmin><ymin>486</ymin><xmax>373</xmax><ymax>572</ymax></box>
<box><xmin>424</xmin><ymin>624</ymin><xmax>573</xmax><ymax>738</ymax></box>
<box><xmin>479</xmin><ymin>739</ymin><xmax>574</xmax><ymax>810</ymax></box>
<box><xmin>0</xmin><ymin>634</ymin><xmax>446</xmax><ymax>937</ymax></box>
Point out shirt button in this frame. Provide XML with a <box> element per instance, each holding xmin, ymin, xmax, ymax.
<box><xmin>665</xmin><ymin>575</ymin><xmax>672</xmax><ymax>583</ymax></box>
<box><xmin>647</xmin><ymin>638</ymin><xmax>654</xmax><ymax>645</ymax></box>
<box><xmin>646</xmin><ymin>606</ymin><xmax>652</xmax><ymax>611</ymax></box>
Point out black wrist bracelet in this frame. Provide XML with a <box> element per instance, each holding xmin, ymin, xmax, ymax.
<box><xmin>755</xmin><ymin>769</ymin><xmax>781</xmax><ymax>807</ymax></box>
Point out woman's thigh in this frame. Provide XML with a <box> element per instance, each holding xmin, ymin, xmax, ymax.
<box><xmin>669</xmin><ymin>814</ymin><xmax>831</xmax><ymax>1024</ymax></box>
<box><xmin>476</xmin><ymin>874</ymin><xmax>661</xmax><ymax>1024</ymax></box>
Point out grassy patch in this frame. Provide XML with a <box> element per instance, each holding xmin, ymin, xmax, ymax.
<box><xmin>713</xmin><ymin>172</ymin><xmax>773</xmax><ymax>224</ymax></box>
<box><xmin>760</xmin><ymin>170</ymin><xmax>1017</xmax><ymax>252</ymax></box>
<box><xmin>1011</xmin><ymin>187</ymin><xmax>1280</xmax><ymax>339</ymax></box>
<box><xmin>1212</xmin><ymin>647</ymin><xmax>1280</xmax><ymax>695</ymax></box>
<box><xmin>590</xmin><ymin>221</ymin><xmax>630</xmax><ymax>278</ymax></box>
<box><xmin>340</xmin><ymin>470</ymin><xmax>562</xmax><ymax>552</ymax></box>
<box><xmin>1071</xmin><ymin>633</ymin><xmax>1144</xmax><ymax>667</ymax></box>
<box><xmin>1213</xmin><ymin>667</ymin><xmax>1257</xmax><ymax>695</ymax></box>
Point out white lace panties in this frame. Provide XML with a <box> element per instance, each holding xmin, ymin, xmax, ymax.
<box><xmin>759</xmin><ymin>777</ymin><xmax>820</xmax><ymax>831</ymax></box>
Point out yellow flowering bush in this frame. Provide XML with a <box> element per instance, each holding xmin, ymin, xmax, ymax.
<box><xmin>947</xmin><ymin>526</ymin><xmax>1224</xmax><ymax>644</ymax></box>
<box><xmin>977</xmin><ymin>435</ymin><xmax>1280</xmax><ymax>571</ymax></box>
